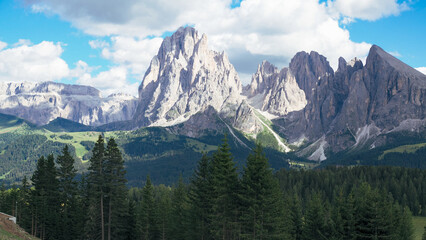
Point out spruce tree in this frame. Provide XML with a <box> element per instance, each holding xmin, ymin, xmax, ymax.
<box><xmin>302</xmin><ymin>193</ymin><xmax>327</xmax><ymax>240</ymax></box>
<box><xmin>188</xmin><ymin>153</ymin><xmax>213</xmax><ymax>240</ymax></box>
<box><xmin>137</xmin><ymin>175</ymin><xmax>157</xmax><ymax>240</ymax></box>
<box><xmin>57</xmin><ymin>145</ymin><xmax>79</xmax><ymax>240</ymax></box>
<box><xmin>240</xmin><ymin>143</ymin><xmax>286</xmax><ymax>239</ymax></box>
<box><xmin>398</xmin><ymin>206</ymin><xmax>414</xmax><ymax>240</ymax></box>
<box><xmin>86</xmin><ymin>135</ymin><xmax>106</xmax><ymax>240</ymax></box>
<box><xmin>104</xmin><ymin>138</ymin><xmax>128</xmax><ymax>240</ymax></box>
<box><xmin>170</xmin><ymin>175</ymin><xmax>189</xmax><ymax>239</ymax></box>
<box><xmin>209</xmin><ymin>135</ymin><xmax>240</xmax><ymax>240</ymax></box>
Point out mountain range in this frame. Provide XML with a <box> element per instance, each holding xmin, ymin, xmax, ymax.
<box><xmin>0</xmin><ymin>26</ymin><xmax>425</xmax><ymax>164</ymax></box>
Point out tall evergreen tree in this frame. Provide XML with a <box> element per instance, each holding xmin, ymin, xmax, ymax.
<box><xmin>170</xmin><ymin>175</ymin><xmax>189</xmax><ymax>239</ymax></box>
<box><xmin>104</xmin><ymin>138</ymin><xmax>128</xmax><ymax>240</ymax></box>
<box><xmin>302</xmin><ymin>193</ymin><xmax>327</xmax><ymax>240</ymax></box>
<box><xmin>86</xmin><ymin>135</ymin><xmax>106</xmax><ymax>240</ymax></box>
<box><xmin>209</xmin><ymin>135</ymin><xmax>240</xmax><ymax>240</ymax></box>
<box><xmin>57</xmin><ymin>145</ymin><xmax>80</xmax><ymax>240</ymax></box>
<box><xmin>188</xmin><ymin>154</ymin><xmax>213</xmax><ymax>240</ymax></box>
<box><xmin>240</xmin><ymin>143</ymin><xmax>286</xmax><ymax>239</ymax></box>
<box><xmin>137</xmin><ymin>175</ymin><xmax>157</xmax><ymax>240</ymax></box>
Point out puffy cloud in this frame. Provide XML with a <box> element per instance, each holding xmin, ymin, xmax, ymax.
<box><xmin>328</xmin><ymin>0</ymin><xmax>409</xmax><ymax>21</ymax></box>
<box><xmin>0</xmin><ymin>40</ymin><xmax>70</xmax><ymax>82</ymax></box>
<box><xmin>416</xmin><ymin>67</ymin><xmax>426</xmax><ymax>75</ymax></box>
<box><xmin>25</xmin><ymin>0</ymin><xmax>374</xmax><ymax>76</ymax></box>
<box><xmin>76</xmin><ymin>66</ymin><xmax>138</xmax><ymax>97</ymax></box>
<box><xmin>0</xmin><ymin>41</ymin><xmax>7</xmax><ymax>51</ymax></box>
<box><xmin>99</xmin><ymin>36</ymin><xmax>163</xmax><ymax>75</ymax></box>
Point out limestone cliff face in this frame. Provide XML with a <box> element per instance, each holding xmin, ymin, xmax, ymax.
<box><xmin>0</xmin><ymin>82</ymin><xmax>138</xmax><ymax>126</ymax></box>
<box><xmin>133</xmin><ymin>27</ymin><xmax>243</xmax><ymax>127</ymax></box>
<box><xmin>244</xmin><ymin>61</ymin><xmax>307</xmax><ymax>116</ymax></box>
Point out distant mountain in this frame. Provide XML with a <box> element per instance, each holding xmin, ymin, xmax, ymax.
<box><xmin>0</xmin><ymin>27</ymin><xmax>424</xmax><ymax>163</ymax></box>
<box><xmin>133</xmin><ymin>27</ymin><xmax>245</xmax><ymax>128</ymax></box>
<box><xmin>0</xmin><ymin>82</ymin><xmax>138</xmax><ymax>126</ymax></box>
<box><xmin>271</xmin><ymin>45</ymin><xmax>425</xmax><ymax>160</ymax></box>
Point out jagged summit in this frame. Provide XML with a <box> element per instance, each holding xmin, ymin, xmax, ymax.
<box><xmin>134</xmin><ymin>26</ymin><xmax>243</xmax><ymax>127</ymax></box>
<box><xmin>367</xmin><ymin>45</ymin><xmax>426</xmax><ymax>80</ymax></box>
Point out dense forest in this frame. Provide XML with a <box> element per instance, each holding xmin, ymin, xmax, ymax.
<box><xmin>0</xmin><ymin>135</ymin><xmax>424</xmax><ymax>240</ymax></box>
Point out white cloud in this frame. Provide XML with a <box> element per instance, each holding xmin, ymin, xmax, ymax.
<box><xmin>25</xmin><ymin>0</ymin><xmax>374</xmax><ymax>75</ymax></box>
<box><xmin>0</xmin><ymin>41</ymin><xmax>70</xmax><ymax>82</ymax></box>
<box><xmin>416</xmin><ymin>67</ymin><xmax>426</xmax><ymax>75</ymax></box>
<box><xmin>328</xmin><ymin>0</ymin><xmax>409</xmax><ymax>21</ymax></box>
<box><xmin>76</xmin><ymin>66</ymin><xmax>138</xmax><ymax>97</ymax></box>
<box><xmin>100</xmin><ymin>36</ymin><xmax>163</xmax><ymax>75</ymax></box>
<box><xmin>0</xmin><ymin>41</ymin><xmax>7</xmax><ymax>51</ymax></box>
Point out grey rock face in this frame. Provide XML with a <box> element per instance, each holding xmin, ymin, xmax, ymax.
<box><xmin>275</xmin><ymin>45</ymin><xmax>425</xmax><ymax>158</ymax></box>
<box><xmin>244</xmin><ymin>61</ymin><xmax>307</xmax><ymax>116</ymax></box>
<box><xmin>133</xmin><ymin>27</ymin><xmax>243</xmax><ymax>127</ymax></box>
<box><xmin>0</xmin><ymin>82</ymin><xmax>138</xmax><ymax>126</ymax></box>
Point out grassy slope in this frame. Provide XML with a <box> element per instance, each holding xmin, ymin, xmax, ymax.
<box><xmin>379</xmin><ymin>143</ymin><xmax>426</xmax><ymax>160</ymax></box>
<box><xmin>413</xmin><ymin>216</ymin><xmax>426</xmax><ymax>240</ymax></box>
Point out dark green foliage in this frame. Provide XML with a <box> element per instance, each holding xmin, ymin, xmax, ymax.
<box><xmin>137</xmin><ymin>175</ymin><xmax>157</xmax><ymax>240</ymax></box>
<box><xmin>85</xmin><ymin>135</ymin><xmax>106</xmax><ymax>240</ymax></box>
<box><xmin>188</xmin><ymin>154</ymin><xmax>213</xmax><ymax>240</ymax></box>
<box><xmin>276</xmin><ymin>166</ymin><xmax>426</xmax><ymax>216</ymax></box>
<box><xmin>58</xmin><ymin>134</ymin><xmax>73</xmax><ymax>140</ymax></box>
<box><xmin>0</xmin><ymin>135</ymin><xmax>421</xmax><ymax>240</ymax></box>
<box><xmin>104</xmin><ymin>138</ymin><xmax>128</xmax><ymax>240</ymax></box>
<box><xmin>56</xmin><ymin>145</ymin><xmax>81</xmax><ymax>240</ymax></box>
<box><xmin>170</xmin><ymin>176</ymin><xmax>189</xmax><ymax>239</ymax></box>
<box><xmin>209</xmin><ymin>135</ymin><xmax>241</xmax><ymax>239</ymax></box>
<box><xmin>240</xmin><ymin>144</ymin><xmax>286</xmax><ymax>239</ymax></box>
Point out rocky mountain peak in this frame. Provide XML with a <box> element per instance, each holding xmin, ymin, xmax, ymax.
<box><xmin>367</xmin><ymin>45</ymin><xmax>425</xmax><ymax>79</ymax></box>
<box><xmin>134</xmin><ymin>27</ymin><xmax>243</xmax><ymax>127</ymax></box>
<box><xmin>289</xmin><ymin>51</ymin><xmax>334</xmax><ymax>100</ymax></box>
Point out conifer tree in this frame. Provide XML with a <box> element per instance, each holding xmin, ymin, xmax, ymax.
<box><xmin>398</xmin><ymin>206</ymin><xmax>414</xmax><ymax>240</ymax></box>
<box><xmin>240</xmin><ymin>143</ymin><xmax>286</xmax><ymax>239</ymax></box>
<box><xmin>104</xmin><ymin>138</ymin><xmax>128</xmax><ymax>240</ymax></box>
<box><xmin>86</xmin><ymin>135</ymin><xmax>106</xmax><ymax>240</ymax></box>
<box><xmin>188</xmin><ymin>153</ymin><xmax>213</xmax><ymax>240</ymax></box>
<box><xmin>137</xmin><ymin>175</ymin><xmax>157</xmax><ymax>240</ymax></box>
<box><xmin>170</xmin><ymin>175</ymin><xmax>189</xmax><ymax>239</ymax></box>
<box><xmin>302</xmin><ymin>193</ymin><xmax>327</xmax><ymax>240</ymax></box>
<box><xmin>57</xmin><ymin>145</ymin><xmax>79</xmax><ymax>240</ymax></box>
<box><xmin>209</xmin><ymin>135</ymin><xmax>240</xmax><ymax>239</ymax></box>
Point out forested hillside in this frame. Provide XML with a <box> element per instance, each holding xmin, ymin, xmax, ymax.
<box><xmin>0</xmin><ymin>135</ymin><xmax>424</xmax><ymax>240</ymax></box>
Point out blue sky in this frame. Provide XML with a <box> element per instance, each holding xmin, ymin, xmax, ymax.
<box><xmin>0</xmin><ymin>0</ymin><xmax>424</xmax><ymax>96</ymax></box>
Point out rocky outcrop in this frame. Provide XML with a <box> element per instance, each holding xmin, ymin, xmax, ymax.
<box><xmin>244</xmin><ymin>61</ymin><xmax>307</xmax><ymax>116</ymax></box>
<box><xmin>0</xmin><ymin>82</ymin><xmax>138</xmax><ymax>126</ymax></box>
<box><xmin>133</xmin><ymin>27</ymin><xmax>243</xmax><ymax>127</ymax></box>
<box><xmin>274</xmin><ymin>45</ymin><xmax>426</xmax><ymax>158</ymax></box>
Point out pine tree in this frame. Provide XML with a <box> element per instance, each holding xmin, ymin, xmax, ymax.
<box><xmin>240</xmin><ymin>143</ymin><xmax>286</xmax><ymax>239</ymax></box>
<box><xmin>302</xmin><ymin>193</ymin><xmax>327</xmax><ymax>240</ymax></box>
<box><xmin>137</xmin><ymin>175</ymin><xmax>157</xmax><ymax>240</ymax></box>
<box><xmin>18</xmin><ymin>176</ymin><xmax>32</xmax><ymax>232</ymax></box>
<box><xmin>170</xmin><ymin>175</ymin><xmax>189</xmax><ymax>239</ymax></box>
<box><xmin>104</xmin><ymin>138</ymin><xmax>128</xmax><ymax>240</ymax></box>
<box><xmin>422</xmin><ymin>226</ymin><xmax>426</xmax><ymax>240</ymax></box>
<box><xmin>86</xmin><ymin>135</ymin><xmax>106</xmax><ymax>240</ymax></box>
<box><xmin>30</xmin><ymin>154</ymin><xmax>59</xmax><ymax>240</ymax></box>
<box><xmin>398</xmin><ymin>206</ymin><xmax>414</xmax><ymax>240</ymax></box>
<box><xmin>188</xmin><ymin>153</ymin><xmax>213</xmax><ymax>240</ymax></box>
<box><xmin>57</xmin><ymin>145</ymin><xmax>79</xmax><ymax>240</ymax></box>
<box><xmin>209</xmin><ymin>135</ymin><xmax>240</xmax><ymax>240</ymax></box>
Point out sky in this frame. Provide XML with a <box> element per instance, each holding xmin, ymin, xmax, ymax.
<box><xmin>0</xmin><ymin>0</ymin><xmax>425</xmax><ymax>97</ymax></box>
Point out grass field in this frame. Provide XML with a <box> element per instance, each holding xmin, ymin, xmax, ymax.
<box><xmin>379</xmin><ymin>143</ymin><xmax>426</xmax><ymax>160</ymax></box>
<box><xmin>413</xmin><ymin>216</ymin><xmax>426</xmax><ymax>240</ymax></box>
